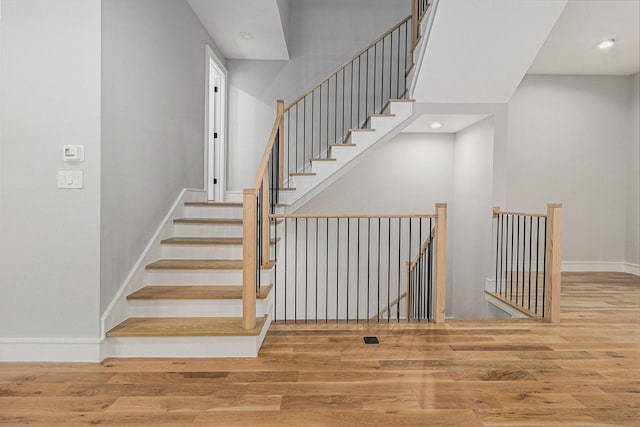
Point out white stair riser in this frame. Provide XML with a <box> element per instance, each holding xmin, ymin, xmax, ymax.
<box><xmin>105</xmin><ymin>312</ymin><xmax>272</xmax><ymax>358</ymax></box>
<box><xmin>161</xmin><ymin>244</ymin><xmax>277</xmax><ymax>260</ymax></box>
<box><xmin>174</xmin><ymin>223</ymin><xmax>243</xmax><ymax>237</ymax></box>
<box><xmin>127</xmin><ymin>298</ymin><xmax>270</xmax><ymax>318</ymax></box>
<box><xmin>388</xmin><ymin>101</ymin><xmax>413</xmax><ymax>116</ymax></box>
<box><xmin>107</xmin><ymin>335</ymin><xmax>258</xmax><ymax>358</ymax></box>
<box><xmin>185</xmin><ymin>205</ymin><xmax>242</xmax><ymax>218</ymax></box>
<box><xmin>145</xmin><ymin>269</ymin><xmax>271</xmax><ymax>285</ymax></box>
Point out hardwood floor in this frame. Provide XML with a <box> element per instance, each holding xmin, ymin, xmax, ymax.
<box><xmin>1</xmin><ymin>272</ymin><xmax>638</xmax><ymax>426</ymax></box>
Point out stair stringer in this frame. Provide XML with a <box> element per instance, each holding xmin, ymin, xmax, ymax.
<box><xmin>283</xmin><ymin>101</ymin><xmax>421</xmax><ymax>212</ymax></box>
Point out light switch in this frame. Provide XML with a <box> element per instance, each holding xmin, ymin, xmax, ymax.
<box><xmin>63</xmin><ymin>145</ymin><xmax>84</xmax><ymax>162</ymax></box>
<box><xmin>58</xmin><ymin>171</ymin><xmax>83</xmax><ymax>189</ymax></box>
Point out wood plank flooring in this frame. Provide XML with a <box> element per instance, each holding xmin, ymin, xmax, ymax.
<box><xmin>1</xmin><ymin>272</ymin><xmax>638</xmax><ymax>426</ymax></box>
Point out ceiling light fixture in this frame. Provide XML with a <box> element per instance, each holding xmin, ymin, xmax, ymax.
<box><xmin>430</xmin><ymin>121</ymin><xmax>442</xmax><ymax>129</ymax></box>
<box><xmin>597</xmin><ymin>39</ymin><xmax>615</xmax><ymax>49</ymax></box>
<box><xmin>239</xmin><ymin>32</ymin><xmax>253</xmax><ymax>40</ymax></box>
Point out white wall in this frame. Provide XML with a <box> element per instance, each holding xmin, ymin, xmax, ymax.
<box><xmin>100</xmin><ymin>0</ymin><xmax>223</xmax><ymax>313</ymax></box>
<box><xmin>451</xmin><ymin>118</ymin><xmax>495</xmax><ymax>317</ymax></box>
<box><xmin>0</xmin><ymin>0</ymin><xmax>101</xmax><ymax>337</ymax></box>
<box><xmin>294</xmin><ymin>133</ymin><xmax>455</xmax><ymax>313</ymax></box>
<box><xmin>507</xmin><ymin>75</ymin><xmax>631</xmax><ymax>265</ymax></box>
<box><xmin>626</xmin><ymin>73</ymin><xmax>639</xmax><ymax>267</ymax></box>
<box><xmin>226</xmin><ymin>0</ymin><xmax>410</xmax><ymax>191</ymax></box>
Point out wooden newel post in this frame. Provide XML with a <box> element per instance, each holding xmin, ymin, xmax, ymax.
<box><xmin>544</xmin><ymin>203</ymin><xmax>563</xmax><ymax>323</ymax></box>
<box><xmin>277</xmin><ymin>100</ymin><xmax>285</xmax><ymax>190</ymax></box>
<box><xmin>411</xmin><ymin>0</ymin><xmax>419</xmax><ymax>52</ymax></box>
<box><xmin>261</xmin><ymin>174</ymin><xmax>270</xmax><ymax>265</ymax></box>
<box><xmin>492</xmin><ymin>206</ymin><xmax>500</xmax><ymax>218</ymax></box>
<box><xmin>434</xmin><ymin>203</ymin><xmax>447</xmax><ymax>323</ymax></box>
<box><xmin>242</xmin><ymin>188</ymin><xmax>258</xmax><ymax>330</ymax></box>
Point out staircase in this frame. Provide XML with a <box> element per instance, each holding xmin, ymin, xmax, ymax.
<box><xmin>282</xmin><ymin>99</ymin><xmax>416</xmax><ymax>207</ymax></box>
<box><xmin>104</xmin><ymin>201</ymin><xmax>274</xmax><ymax>358</ymax></box>
<box><xmin>102</xmin><ymin>1</ymin><xmax>435</xmax><ymax>359</ymax></box>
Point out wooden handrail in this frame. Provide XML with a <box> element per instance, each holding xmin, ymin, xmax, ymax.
<box><xmin>284</xmin><ymin>15</ymin><xmax>412</xmax><ymax>112</ymax></box>
<box><xmin>408</xmin><ymin>226</ymin><xmax>436</xmax><ymax>270</ymax></box>
<box><xmin>271</xmin><ymin>213</ymin><xmax>436</xmax><ymax>219</ymax></box>
<box><xmin>493</xmin><ymin>206</ymin><xmax>547</xmax><ymax>218</ymax></box>
<box><xmin>252</xmin><ymin>100</ymin><xmax>284</xmax><ymax>188</ymax></box>
<box><xmin>371</xmin><ymin>292</ymin><xmax>408</xmax><ymax>321</ymax></box>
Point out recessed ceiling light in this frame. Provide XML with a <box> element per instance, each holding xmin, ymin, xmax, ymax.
<box><xmin>597</xmin><ymin>39</ymin><xmax>615</xmax><ymax>49</ymax></box>
<box><xmin>239</xmin><ymin>32</ymin><xmax>253</xmax><ymax>40</ymax></box>
<box><xmin>430</xmin><ymin>121</ymin><xmax>442</xmax><ymax>129</ymax></box>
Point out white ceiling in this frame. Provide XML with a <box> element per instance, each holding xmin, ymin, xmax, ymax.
<box><xmin>401</xmin><ymin>114</ymin><xmax>491</xmax><ymax>134</ymax></box>
<box><xmin>528</xmin><ymin>0</ymin><xmax>640</xmax><ymax>76</ymax></box>
<box><xmin>412</xmin><ymin>0</ymin><xmax>567</xmax><ymax>103</ymax></box>
<box><xmin>187</xmin><ymin>0</ymin><xmax>290</xmax><ymax>60</ymax></box>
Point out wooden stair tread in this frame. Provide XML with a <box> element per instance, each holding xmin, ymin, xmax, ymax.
<box><xmin>161</xmin><ymin>237</ymin><xmax>279</xmax><ymax>245</ymax></box>
<box><xmin>174</xmin><ymin>218</ymin><xmax>281</xmax><ymax>225</ymax></box>
<box><xmin>184</xmin><ymin>202</ymin><xmax>243</xmax><ymax>207</ymax></box>
<box><xmin>289</xmin><ymin>172</ymin><xmax>316</xmax><ymax>177</ymax></box>
<box><xmin>349</xmin><ymin>128</ymin><xmax>375</xmax><ymax>132</ymax></box>
<box><xmin>128</xmin><ymin>285</ymin><xmax>272</xmax><ymax>300</ymax></box>
<box><xmin>174</xmin><ymin>218</ymin><xmax>242</xmax><ymax>224</ymax></box>
<box><xmin>330</xmin><ymin>143</ymin><xmax>356</xmax><ymax>148</ymax></box>
<box><xmin>146</xmin><ymin>259</ymin><xmax>275</xmax><ymax>270</ymax></box>
<box><xmin>106</xmin><ymin>315</ymin><xmax>267</xmax><ymax>337</ymax></box>
<box><xmin>310</xmin><ymin>157</ymin><xmax>336</xmax><ymax>162</ymax></box>
<box><xmin>368</xmin><ymin>113</ymin><xmax>395</xmax><ymax>118</ymax></box>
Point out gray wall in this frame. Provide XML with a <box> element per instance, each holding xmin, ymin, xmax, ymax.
<box><xmin>100</xmin><ymin>0</ymin><xmax>224</xmax><ymax>313</ymax></box>
<box><xmin>451</xmin><ymin>117</ymin><xmax>495</xmax><ymax>318</ymax></box>
<box><xmin>0</xmin><ymin>0</ymin><xmax>102</xmax><ymax>337</ymax></box>
<box><xmin>227</xmin><ymin>0</ymin><xmax>410</xmax><ymax>191</ymax></box>
<box><xmin>507</xmin><ymin>75</ymin><xmax>633</xmax><ymax>264</ymax></box>
<box><xmin>626</xmin><ymin>73</ymin><xmax>639</xmax><ymax>266</ymax></box>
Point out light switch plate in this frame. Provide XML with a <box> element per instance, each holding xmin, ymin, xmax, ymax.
<box><xmin>63</xmin><ymin>145</ymin><xmax>84</xmax><ymax>162</ymax></box>
<box><xmin>58</xmin><ymin>171</ymin><xmax>83</xmax><ymax>189</ymax></box>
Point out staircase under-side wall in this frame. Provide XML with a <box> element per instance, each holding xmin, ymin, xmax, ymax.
<box><xmin>104</xmin><ymin>201</ymin><xmax>276</xmax><ymax>358</ymax></box>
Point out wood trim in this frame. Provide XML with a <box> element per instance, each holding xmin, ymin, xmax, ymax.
<box><xmin>252</xmin><ymin>107</ymin><xmax>284</xmax><ymax>189</ymax></box>
<box><xmin>371</xmin><ymin>292</ymin><xmax>408</xmax><ymax>321</ymax></box>
<box><xmin>484</xmin><ymin>291</ymin><xmax>539</xmax><ymax>319</ymax></box>
<box><xmin>545</xmin><ymin>203</ymin><xmax>563</xmax><ymax>323</ymax></box>
<box><xmin>408</xmin><ymin>227</ymin><xmax>436</xmax><ymax>270</ymax></box>
<box><xmin>284</xmin><ymin>15</ymin><xmax>412</xmax><ymax>111</ymax></box>
<box><xmin>411</xmin><ymin>0</ymin><xmax>419</xmax><ymax>52</ymax></box>
<box><xmin>310</xmin><ymin>157</ymin><xmax>336</xmax><ymax>162</ymax></box>
<box><xmin>434</xmin><ymin>203</ymin><xmax>447</xmax><ymax>323</ymax></box>
<box><xmin>242</xmin><ymin>188</ymin><xmax>258</xmax><ymax>330</ymax></box>
<box><xmin>494</xmin><ymin>210</ymin><xmax>547</xmax><ymax>218</ymax></box>
<box><xmin>271</xmin><ymin>213</ymin><xmax>437</xmax><ymax>219</ymax></box>
<box><xmin>289</xmin><ymin>172</ymin><xmax>316</xmax><ymax>177</ymax></box>
<box><xmin>277</xmin><ymin>100</ymin><xmax>284</xmax><ymax>189</ymax></box>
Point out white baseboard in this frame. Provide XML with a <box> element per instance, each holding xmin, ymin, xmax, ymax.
<box><xmin>562</xmin><ymin>261</ymin><xmax>640</xmax><ymax>276</ymax></box>
<box><xmin>0</xmin><ymin>338</ymin><xmax>104</xmax><ymax>362</ymax></box>
<box><xmin>100</xmin><ymin>188</ymin><xmax>206</xmax><ymax>336</ymax></box>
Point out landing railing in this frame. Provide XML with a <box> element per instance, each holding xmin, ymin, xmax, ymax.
<box><xmin>241</xmin><ymin>3</ymin><xmax>432</xmax><ymax>330</ymax></box>
<box><xmin>490</xmin><ymin>204</ymin><xmax>563</xmax><ymax>322</ymax></box>
<box><xmin>269</xmin><ymin>204</ymin><xmax>446</xmax><ymax>324</ymax></box>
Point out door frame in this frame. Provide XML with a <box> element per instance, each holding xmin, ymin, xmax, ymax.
<box><xmin>204</xmin><ymin>45</ymin><xmax>228</xmax><ymax>201</ymax></box>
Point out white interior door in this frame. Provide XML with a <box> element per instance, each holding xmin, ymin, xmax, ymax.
<box><xmin>206</xmin><ymin>49</ymin><xmax>226</xmax><ymax>202</ymax></box>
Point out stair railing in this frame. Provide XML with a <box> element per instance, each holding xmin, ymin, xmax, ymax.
<box><xmin>282</xmin><ymin>15</ymin><xmax>414</xmax><ymax>178</ymax></box>
<box><xmin>489</xmin><ymin>203</ymin><xmax>563</xmax><ymax>323</ymax></box>
<box><xmin>269</xmin><ymin>204</ymin><xmax>446</xmax><ymax>324</ymax></box>
<box><xmin>241</xmin><ymin>3</ymin><xmax>432</xmax><ymax>330</ymax></box>
<box><xmin>242</xmin><ymin>100</ymin><xmax>284</xmax><ymax>330</ymax></box>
